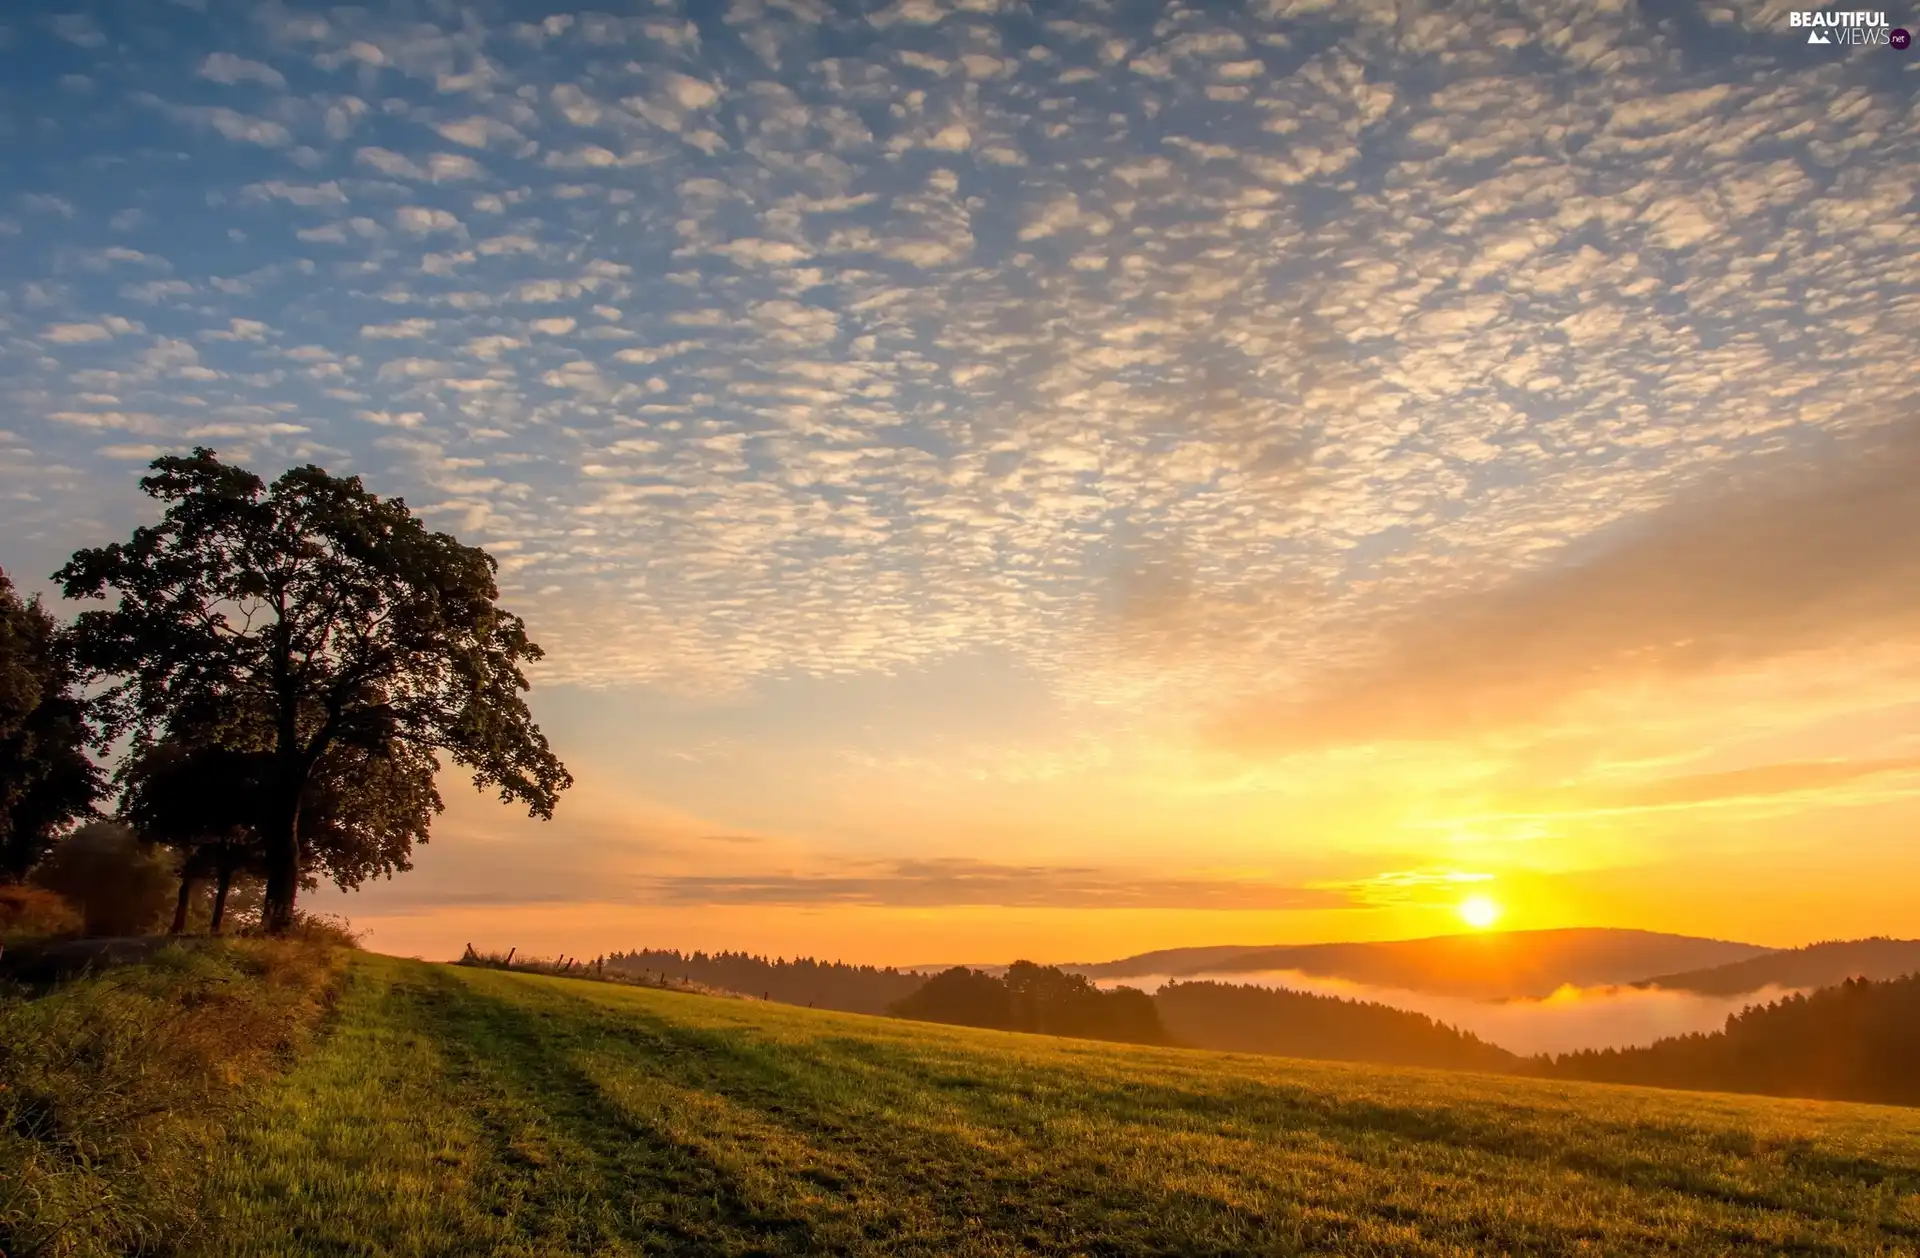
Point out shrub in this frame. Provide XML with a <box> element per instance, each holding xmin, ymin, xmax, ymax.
<box><xmin>0</xmin><ymin>885</ymin><xmax>82</xmax><ymax>946</ymax></box>
<box><xmin>30</xmin><ymin>822</ymin><xmax>176</xmax><ymax>937</ymax></box>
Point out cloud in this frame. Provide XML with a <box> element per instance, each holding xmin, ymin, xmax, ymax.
<box><xmin>155</xmin><ymin>101</ymin><xmax>292</xmax><ymax>147</ymax></box>
<box><xmin>197</xmin><ymin>52</ymin><xmax>287</xmax><ymax>89</ymax></box>
<box><xmin>1218</xmin><ymin>425</ymin><xmax>1920</xmax><ymax>752</ymax></box>
<box><xmin>42</xmin><ymin>322</ymin><xmax>117</xmax><ymax>343</ymax></box>
<box><xmin>242</xmin><ymin>180</ymin><xmax>347</xmax><ymax>206</ymax></box>
<box><xmin>645</xmin><ymin>859</ymin><xmax>1356</xmax><ymax>910</ymax></box>
<box><xmin>395</xmin><ymin>205</ymin><xmax>464</xmax><ymax>235</ymax></box>
<box><xmin>1513</xmin><ymin>758</ymin><xmax>1920</xmax><ymax>817</ymax></box>
<box><xmin>47</xmin><ymin>14</ymin><xmax>105</xmax><ymax>47</ymax></box>
<box><xmin>434</xmin><ymin>116</ymin><xmax>521</xmax><ymax>148</ymax></box>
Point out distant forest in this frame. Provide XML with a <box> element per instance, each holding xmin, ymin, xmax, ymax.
<box><xmin>1538</xmin><ymin>973</ymin><xmax>1920</xmax><ymax>1106</ymax></box>
<box><xmin>603</xmin><ymin>944</ymin><xmax>1920</xmax><ymax>1109</ymax></box>
<box><xmin>891</xmin><ymin>963</ymin><xmax>1166</xmax><ymax>1044</ymax></box>
<box><xmin>1156</xmin><ymin>981</ymin><xmax>1518</xmax><ymax>1072</ymax></box>
<box><xmin>603</xmin><ymin>949</ymin><xmax>928</xmax><ymax>1014</ymax></box>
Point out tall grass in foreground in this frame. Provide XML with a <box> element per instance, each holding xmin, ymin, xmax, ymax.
<box><xmin>0</xmin><ymin>934</ymin><xmax>346</xmax><ymax>1258</ymax></box>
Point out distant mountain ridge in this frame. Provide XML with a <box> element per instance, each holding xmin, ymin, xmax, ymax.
<box><xmin>1638</xmin><ymin>938</ymin><xmax>1920</xmax><ymax>996</ymax></box>
<box><xmin>1061</xmin><ymin>929</ymin><xmax>1775</xmax><ymax>1000</ymax></box>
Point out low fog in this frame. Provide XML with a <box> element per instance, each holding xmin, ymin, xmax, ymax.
<box><xmin>1100</xmin><ymin>970</ymin><xmax>1808</xmax><ymax>1057</ymax></box>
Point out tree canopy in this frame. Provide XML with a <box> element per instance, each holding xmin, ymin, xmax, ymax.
<box><xmin>890</xmin><ymin>962</ymin><xmax>1167</xmax><ymax>1044</ymax></box>
<box><xmin>0</xmin><ymin>567</ymin><xmax>104</xmax><ymax>880</ymax></box>
<box><xmin>56</xmin><ymin>448</ymin><xmax>571</xmax><ymax>931</ymax></box>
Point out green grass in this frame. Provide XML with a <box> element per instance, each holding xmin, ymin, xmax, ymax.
<box><xmin>189</xmin><ymin>953</ymin><xmax>1920</xmax><ymax>1256</ymax></box>
<box><xmin>0</xmin><ymin>937</ymin><xmax>345</xmax><ymax>1258</ymax></box>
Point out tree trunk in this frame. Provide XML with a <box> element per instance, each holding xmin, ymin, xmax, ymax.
<box><xmin>211</xmin><ymin>863</ymin><xmax>234</xmax><ymax>935</ymax></box>
<box><xmin>170</xmin><ymin>868</ymin><xmax>195</xmax><ymax>936</ymax></box>
<box><xmin>262</xmin><ymin>779</ymin><xmax>303</xmax><ymax>935</ymax></box>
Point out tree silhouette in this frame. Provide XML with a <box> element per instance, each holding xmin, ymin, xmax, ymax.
<box><xmin>120</xmin><ymin>740</ymin><xmax>264</xmax><ymax>934</ymax></box>
<box><xmin>891</xmin><ymin>962</ymin><xmax>1168</xmax><ymax>1045</ymax></box>
<box><xmin>0</xmin><ymin>567</ymin><xmax>104</xmax><ymax>880</ymax></box>
<box><xmin>605</xmin><ymin>948</ymin><xmax>930</xmax><ymax>1014</ymax></box>
<box><xmin>1538</xmin><ymin>973</ymin><xmax>1920</xmax><ymax>1105</ymax></box>
<box><xmin>124</xmin><ymin>735</ymin><xmax>442</xmax><ymax>934</ymax></box>
<box><xmin>56</xmin><ymin>449</ymin><xmax>571</xmax><ymax>932</ymax></box>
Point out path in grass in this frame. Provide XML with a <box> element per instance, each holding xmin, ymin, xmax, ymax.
<box><xmin>195</xmin><ymin>953</ymin><xmax>1920</xmax><ymax>1256</ymax></box>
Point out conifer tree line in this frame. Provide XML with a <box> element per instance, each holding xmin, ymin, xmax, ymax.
<box><xmin>1536</xmin><ymin>973</ymin><xmax>1920</xmax><ymax>1105</ymax></box>
<box><xmin>0</xmin><ymin>449</ymin><xmax>570</xmax><ymax>937</ymax></box>
<box><xmin>604</xmin><ymin>948</ymin><xmax>932</xmax><ymax>1013</ymax></box>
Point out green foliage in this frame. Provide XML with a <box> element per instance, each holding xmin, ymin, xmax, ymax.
<box><xmin>195</xmin><ymin>956</ymin><xmax>1920</xmax><ymax>1256</ymax></box>
<box><xmin>55</xmin><ymin>448</ymin><xmax>570</xmax><ymax>932</ymax></box>
<box><xmin>0</xmin><ymin>568</ymin><xmax>104</xmax><ymax>881</ymax></box>
<box><xmin>0</xmin><ymin>937</ymin><xmax>344</xmax><ymax>1258</ymax></box>
<box><xmin>30</xmin><ymin>822</ymin><xmax>176</xmax><ymax>937</ymax></box>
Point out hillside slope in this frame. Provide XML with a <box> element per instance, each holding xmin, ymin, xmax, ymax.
<box><xmin>189</xmin><ymin>954</ymin><xmax>1920</xmax><ymax>1256</ymax></box>
<box><xmin>1080</xmin><ymin>928</ymin><xmax>1774</xmax><ymax>999</ymax></box>
<box><xmin>1155</xmin><ymin>979</ymin><xmax>1519</xmax><ymax>1071</ymax></box>
<box><xmin>1640</xmin><ymin>938</ymin><xmax>1920</xmax><ymax>996</ymax></box>
<box><xmin>1545</xmin><ymin>973</ymin><xmax>1920</xmax><ymax>1104</ymax></box>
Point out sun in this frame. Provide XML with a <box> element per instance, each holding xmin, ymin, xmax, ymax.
<box><xmin>1458</xmin><ymin>894</ymin><xmax>1502</xmax><ymax>930</ymax></box>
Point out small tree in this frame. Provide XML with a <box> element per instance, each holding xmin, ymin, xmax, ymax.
<box><xmin>0</xmin><ymin>567</ymin><xmax>105</xmax><ymax>879</ymax></box>
<box><xmin>119</xmin><ymin>739</ymin><xmax>264</xmax><ymax>934</ymax></box>
<box><xmin>125</xmin><ymin>735</ymin><xmax>441</xmax><ymax>934</ymax></box>
<box><xmin>57</xmin><ymin>449</ymin><xmax>572</xmax><ymax>933</ymax></box>
<box><xmin>32</xmin><ymin>821</ymin><xmax>176</xmax><ymax>937</ymax></box>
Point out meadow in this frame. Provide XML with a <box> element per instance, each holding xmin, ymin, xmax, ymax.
<box><xmin>172</xmin><ymin>953</ymin><xmax>1920</xmax><ymax>1257</ymax></box>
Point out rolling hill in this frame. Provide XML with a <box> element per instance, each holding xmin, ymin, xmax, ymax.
<box><xmin>1073</xmin><ymin>928</ymin><xmax>1773</xmax><ymax>999</ymax></box>
<box><xmin>12</xmin><ymin>946</ymin><xmax>1920</xmax><ymax>1256</ymax></box>
<box><xmin>1638</xmin><ymin>938</ymin><xmax>1920</xmax><ymax>996</ymax></box>
<box><xmin>1154</xmin><ymin>979</ymin><xmax>1520</xmax><ymax>1071</ymax></box>
<box><xmin>203</xmin><ymin>956</ymin><xmax>1920</xmax><ymax>1254</ymax></box>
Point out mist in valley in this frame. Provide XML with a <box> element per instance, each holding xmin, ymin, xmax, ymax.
<box><xmin>1098</xmin><ymin>970</ymin><xmax>1806</xmax><ymax>1057</ymax></box>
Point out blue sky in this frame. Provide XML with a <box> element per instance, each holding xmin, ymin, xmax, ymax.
<box><xmin>3</xmin><ymin>1</ymin><xmax>1918</xmax><ymax>962</ymax></box>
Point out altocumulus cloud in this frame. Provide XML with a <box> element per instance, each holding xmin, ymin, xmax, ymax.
<box><xmin>0</xmin><ymin>0</ymin><xmax>1913</xmax><ymax>741</ymax></box>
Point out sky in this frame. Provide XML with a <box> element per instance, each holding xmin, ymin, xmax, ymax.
<box><xmin>2</xmin><ymin>0</ymin><xmax>1917</xmax><ymax>967</ymax></box>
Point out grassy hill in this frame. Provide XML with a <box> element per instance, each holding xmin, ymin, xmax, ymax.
<box><xmin>167</xmin><ymin>954</ymin><xmax>1920</xmax><ymax>1255</ymax></box>
<box><xmin>1641</xmin><ymin>938</ymin><xmax>1920</xmax><ymax>996</ymax></box>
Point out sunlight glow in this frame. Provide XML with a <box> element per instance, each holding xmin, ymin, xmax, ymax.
<box><xmin>1459</xmin><ymin>895</ymin><xmax>1503</xmax><ymax>930</ymax></box>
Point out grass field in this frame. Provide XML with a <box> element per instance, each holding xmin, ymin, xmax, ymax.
<box><xmin>183</xmin><ymin>953</ymin><xmax>1920</xmax><ymax>1257</ymax></box>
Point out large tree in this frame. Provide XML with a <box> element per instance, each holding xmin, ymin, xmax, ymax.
<box><xmin>57</xmin><ymin>449</ymin><xmax>571</xmax><ymax>932</ymax></box>
<box><xmin>0</xmin><ymin>567</ymin><xmax>105</xmax><ymax>879</ymax></box>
